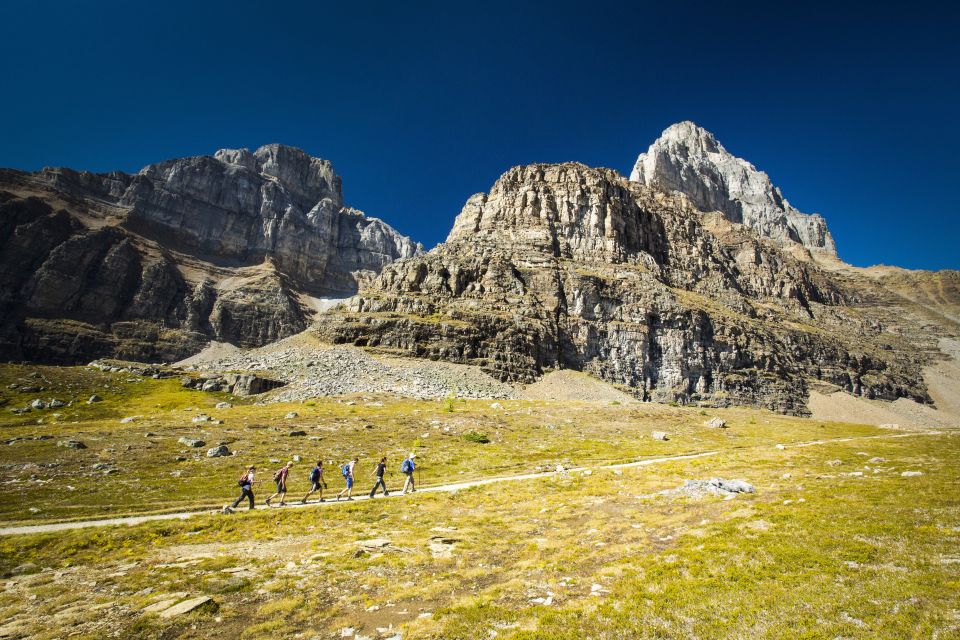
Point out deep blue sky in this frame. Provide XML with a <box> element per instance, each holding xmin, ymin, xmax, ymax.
<box><xmin>1</xmin><ymin>1</ymin><xmax>957</xmax><ymax>269</ymax></box>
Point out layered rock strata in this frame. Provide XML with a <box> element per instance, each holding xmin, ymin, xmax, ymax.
<box><xmin>315</xmin><ymin>162</ymin><xmax>929</xmax><ymax>413</ymax></box>
<box><xmin>0</xmin><ymin>145</ymin><xmax>420</xmax><ymax>363</ymax></box>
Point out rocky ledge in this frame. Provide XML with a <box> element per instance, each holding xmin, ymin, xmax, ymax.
<box><xmin>0</xmin><ymin>145</ymin><xmax>421</xmax><ymax>363</ymax></box>
<box><xmin>314</xmin><ymin>161</ymin><xmax>930</xmax><ymax>414</ymax></box>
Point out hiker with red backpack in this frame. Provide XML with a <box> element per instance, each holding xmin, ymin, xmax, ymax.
<box><xmin>301</xmin><ymin>460</ymin><xmax>328</xmax><ymax>504</ymax></box>
<box><xmin>336</xmin><ymin>457</ymin><xmax>358</xmax><ymax>501</ymax></box>
<box><xmin>265</xmin><ymin>461</ymin><xmax>293</xmax><ymax>507</ymax></box>
<box><xmin>224</xmin><ymin>465</ymin><xmax>260</xmax><ymax>513</ymax></box>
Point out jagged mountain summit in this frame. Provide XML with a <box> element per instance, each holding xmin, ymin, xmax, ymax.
<box><xmin>315</xmin><ymin>161</ymin><xmax>940</xmax><ymax>414</ymax></box>
<box><xmin>630</xmin><ymin>121</ymin><xmax>836</xmax><ymax>256</ymax></box>
<box><xmin>1</xmin><ymin>127</ymin><xmax>956</xmax><ymax>416</ymax></box>
<box><xmin>0</xmin><ymin>144</ymin><xmax>420</xmax><ymax>363</ymax></box>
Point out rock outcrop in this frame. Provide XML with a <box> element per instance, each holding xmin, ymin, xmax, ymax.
<box><xmin>315</xmin><ymin>162</ymin><xmax>929</xmax><ymax>413</ymax></box>
<box><xmin>0</xmin><ymin>145</ymin><xmax>420</xmax><ymax>363</ymax></box>
<box><xmin>630</xmin><ymin>121</ymin><xmax>837</xmax><ymax>256</ymax></box>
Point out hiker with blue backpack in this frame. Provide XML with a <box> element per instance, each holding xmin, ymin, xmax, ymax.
<box><xmin>301</xmin><ymin>460</ymin><xmax>328</xmax><ymax>504</ymax></box>
<box><xmin>336</xmin><ymin>457</ymin><xmax>358</xmax><ymax>501</ymax></box>
<box><xmin>369</xmin><ymin>456</ymin><xmax>389</xmax><ymax>498</ymax></box>
<box><xmin>401</xmin><ymin>453</ymin><xmax>417</xmax><ymax>494</ymax></box>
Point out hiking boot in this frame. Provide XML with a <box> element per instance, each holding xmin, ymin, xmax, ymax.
<box><xmin>265</xmin><ymin>498</ymin><xmax>272</xmax><ymax>506</ymax></box>
<box><xmin>222</xmin><ymin>505</ymin><xmax>233</xmax><ymax>514</ymax></box>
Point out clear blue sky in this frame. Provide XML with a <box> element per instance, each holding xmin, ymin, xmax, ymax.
<box><xmin>1</xmin><ymin>1</ymin><xmax>957</xmax><ymax>269</ymax></box>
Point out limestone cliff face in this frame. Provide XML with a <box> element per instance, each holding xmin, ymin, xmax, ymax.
<box><xmin>631</xmin><ymin>122</ymin><xmax>837</xmax><ymax>256</ymax></box>
<box><xmin>315</xmin><ymin>162</ymin><xmax>927</xmax><ymax>414</ymax></box>
<box><xmin>0</xmin><ymin>145</ymin><xmax>420</xmax><ymax>363</ymax></box>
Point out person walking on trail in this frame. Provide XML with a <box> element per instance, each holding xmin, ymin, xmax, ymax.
<box><xmin>401</xmin><ymin>453</ymin><xmax>417</xmax><ymax>494</ymax></box>
<box><xmin>224</xmin><ymin>465</ymin><xmax>259</xmax><ymax>513</ymax></box>
<box><xmin>336</xmin><ymin>458</ymin><xmax>358</xmax><ymax>501</ymax></box>
<box><xmin>266</xmin><ymin>461</ymin><xmax>293</xmax><ymax>507</ymax></box>
<box><xmin>369</xmin><ymin>456</ymin><xmax>389</xmax><ymax>498</ymax></box>
<box><xmin>301</xmin><ymin>460</ymin><xmax>328</xmax><ymax>504</ymax></box>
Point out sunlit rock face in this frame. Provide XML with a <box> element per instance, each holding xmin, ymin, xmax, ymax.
<box><xmin>0</xmin><ymin>145</ymin><xmax>421</xmax><ymax>362</ymax></box>
<box><xmin>315</xmin><ymin>161</ymin><xmax>929</xmax><ymax>414</ymax></box>
<box><xmin>630</xmin><ymin>121</ymin><xmax>836</xmax><ymax>256</ymax></box>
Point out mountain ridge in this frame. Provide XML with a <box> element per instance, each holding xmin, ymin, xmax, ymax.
<box><xmin>0</xmin><ymin>144</ymin><xmax>420</xmax><ymax>363</ymax></box>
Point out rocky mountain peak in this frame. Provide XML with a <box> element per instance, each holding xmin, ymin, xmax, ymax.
<box><xmin>631</xmin><ymin>122</ymin><xmax>837</xmax><ymax>256</ymax></box>
<box><xmin>0</xmin><ymin>145</ymin><xmax>421</xmax><ymax>363</ymax></box>
<box><xmin>652</xmin><ymin>120</ymin><xmax>723</xmax><ymax>156</ymax></box>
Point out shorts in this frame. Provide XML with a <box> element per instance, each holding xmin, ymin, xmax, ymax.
<box><xmin>276</xmin><ymin>481</ymin><xmax>287</xmax><ymax>492</ymax></box>
<box><xmin>345</xmin><ymin>476</ymin><xmax>354</xmax><ymax>489</ymax></box>
<box><xmin>310</xmin><ymin>481</ymin><xmax>322</xmax><ymax>491</ymax></box>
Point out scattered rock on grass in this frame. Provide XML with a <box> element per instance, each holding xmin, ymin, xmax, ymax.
<box><xmin>285</xmin><ymin>412</ymin><xmax>298</xmax><ymax>419</ymax></box>
<box><xmin>288</xmin><ymin>430</ymin><xmax>307</xmax><ymax>437</ymax></box>
<box><xmin>207</xmin><ymin>445</ymin><xmax>231</xmax><ymax>458</ymax></box>
<box><xmin>87</xmin><ymin>394</ymin><xmax>102</xmax><ymax>403</ymax></box>
<box><xmin>215</xmin><ymin>402</ymin><xmax>233</xmax><ymax>409</ymax></box>
<box><xmin>651</xmin><ymin>431</ymin><xmax>669</xmax><ymax>441</ymax></box>
<box><xmin>704</xmin><ymin>417</ymin><xmax>727</xmax><ymax>428</ymax></box>
<box><xmin>901</xmin><ymin>471</ymin><xmax>923</xmax><ymax>477</ymax></box>
<box><xmin>57</xmin><ymin>439</ymin><xmax>86</xmax><ymax>449</ymax></box>
<box><xmin>178</xmin><ymin>437</ymin><xmax>205</xmax><ymax>448</ymax></box>
<box><xmin>30</xmin><ymin>399</ymin><xmax>46</xmax><ymax>410</ymax></box>
<box><xmin>119</xmin><ymin>416</ymin><xmax>142</xmax><ymax>424</ymax></box>
<box><xmin>158</xmin><ymin>595</ymin><xmax>217</xmax><ymax>618</ymax></box>
<box><xmin>661</xmin><ymin>477</ymin><xmax>755</xmax><ymax>499</ymax></box>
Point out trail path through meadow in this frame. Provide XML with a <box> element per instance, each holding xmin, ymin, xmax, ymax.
<box><xmin>0</xmin><ymin>431</ymin><xmax>940</xmax><ymax>537</ymax></box>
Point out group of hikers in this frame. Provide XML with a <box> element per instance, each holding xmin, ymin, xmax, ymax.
<box><xmin>224</xmin><ymin>452</ymin><xmax>417</xmax><ymax>513</ymax></box>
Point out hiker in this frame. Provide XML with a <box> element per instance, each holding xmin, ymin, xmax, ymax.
<box><xmin>265</xmin><ymin>461</ymin><xmax>293</xmax><ymax>507</ymax></box>
<box><xmin>369</xmin><ymin>456</ymin><xmax>389</xmax><ymax>498</ymax></box>
<box><xmin>401</xmin><ymin>452</ymin><xmax>417</xmax><ymax>494</ymax></box>
<box><xmin>224</xmin><ymin>465</ymin><xmax>259</xmax><ymax>512</ymax></box>
<box><xmin>336</xmin><ymin>457</ymin><xmax>358</xmax><ymax>501</ymax></box>
<box><xmin>301</xmin><ymin>460</ymin><xmax>328</xmax><ymax>503</ymax></box>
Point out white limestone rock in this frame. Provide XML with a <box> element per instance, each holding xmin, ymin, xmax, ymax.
<box><xmin>630</xmin><ymin>121</ymin><xmax>836</xmax><ymax>256</ymax></box>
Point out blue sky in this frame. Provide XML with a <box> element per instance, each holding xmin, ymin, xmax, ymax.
<box><xmin>1</xmin><ymin>1</ymin><xmax>957</xmax><ymax>269</ymax></box>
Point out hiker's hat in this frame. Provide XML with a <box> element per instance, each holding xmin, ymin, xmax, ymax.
<box><xmin>409</xmin><ymin>453</ymin><xmax>416</xmax><ymax>458</ymax></box>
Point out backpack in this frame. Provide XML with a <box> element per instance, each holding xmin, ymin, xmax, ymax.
<box><xmin>238</xmin><ymin>473</ymin><xmax>250</xmax><ymax>487</ymax></box>
<box><xmin>401</xmin><ymin>459</ymin><xmax>412</xmax><ymax>474</ymax></box>
<box><xmin>341</xmin><ymin>463</ymin><xmax>351</xmax><ymax>478</ymax></box>
<box><xmin>309</xmin><ymin>467</ymin><xmax>321</xmax><ymax>483</ymax></box>
<box><xmin>273</xmin><ymin>469</ymin><xmax>283</xmax><ymax>482</ymax></box>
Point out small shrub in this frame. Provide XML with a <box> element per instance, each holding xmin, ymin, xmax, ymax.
<box><xmin>463</xmin><ymin>431</ymin><xmax>490</xmax><ymax>444</ymax></box>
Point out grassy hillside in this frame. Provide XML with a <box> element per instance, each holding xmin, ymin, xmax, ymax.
<box><xmin>0</xmin><ymin>364</ymin><xmax>956</xmax><ymax>639</ymax></box>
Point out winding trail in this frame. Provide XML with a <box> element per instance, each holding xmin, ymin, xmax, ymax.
<box><xmin>0</xmin><ymin>431</ymin><xmax>941</xmax><ymax>537</ymax></box>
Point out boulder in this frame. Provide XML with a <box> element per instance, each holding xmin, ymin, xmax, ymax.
<box><xmin>206</xmin><ymin>445</ymin><xmax>231</xmax><ymax>458</ymax></box>
<box><xmin>704</xmin><ymin>417</ymin><xmax>726</xmax><ymax>428</ymax></box>
<box><xmin>651</xmin><ymin>431</ymin><xmax>669</xmax><ymax>441</ymax></box>
<box><xmin>57</xmin><ymin>439</ymin><xmax>86</xmax><ymax>449</ymax></box>
<box><xmin>178</xmin><ymin>437</ymin><xmax>205</xmax><ymax>448</ymax></box>
<box><xmin>157</xmin><ymin>595</ymin><xmax>217</xmax><ymax>618</ymax></box>
<box><xmin>87</xmin><ymin>394</ymin><xmax>103</xmax><ymax>403</ymax></box>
